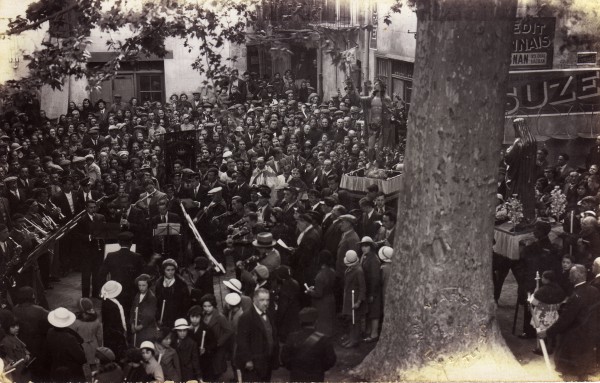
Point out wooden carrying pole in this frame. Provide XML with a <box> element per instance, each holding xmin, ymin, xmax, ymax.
<box><xmin>179</xmin><ymin>202</ymin><xmax>225</xmax><ymax>273</ymax></box>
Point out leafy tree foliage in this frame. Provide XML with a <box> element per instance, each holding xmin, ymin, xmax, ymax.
<box><xmin>1</xmin><ymin>0</ymin><xmax>254</xmax><ymax>98</ymax></box>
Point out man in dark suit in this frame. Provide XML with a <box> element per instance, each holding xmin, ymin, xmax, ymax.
<box><xmin>540</xmin><ymin>264</ymin><xmax>600</xmax><ymax>380</ymax></box>
<box><xmin>0</xmin><ymin>223</ymin><xmax>19</xmax><ymax>306</ymax></box>
<box><xmin>292</xmin><ymin>213</ymin><xmax>321</xmax><ymax>290</ymax></box>
<box><xmin>281</xmin><ymin>307</ymin><xmax>336</xmax><ymax>382</ymax></box>
<box><xmin>52</xmin><ymin>176</ymin><xmax>77</xmax><ymax>221</ymax></box>
<box><xmin>230</xmin><ymin>171</ymin><xmax>251</xmax><ymax>204</ymax></box>
<box><xmin>11</xmin><ymin>286</ymin><xmax>49</xmax><ymax>380</ymax></box>
<box><xmin>74</xmin><ymin>199</ymin><xmax>106</xmax><ymax>298</ymax></box>
<box><xmin>357</xmin><ymin>198</ymin><xmax>381</xmax><ymax>239</ymax></box>
<box><xmin>5</xmin><ymin>176</ymin><xmax>26</xmax><ymax>214</ymax></box>
<box><xmin>74</xmin><ymin>177</ymin><xmax>102</xmax><ymax>213</ymax></box>
<box><xmin>95</xmin><ymin>99</ymin><xmax>111</xmax><ymax>134</ymax></box>
<box><xmin>150</xmin><ymin>199</ymin><xmax>182</xmax><ymax>259</ymax></box>
<box><xmin>17</xmin><ymin>167</ymin><xmax>33</xmax><ymax>197</ymax></box>
<box><xmin>98</xmin><ymin>231</ymin><xmax>143</xmax><ymax>319</ymax></box>
<box><xmin>375</xmin><ymin>211</ymin><xmax>396</xmax><ymax>248</ymax></box>
<box><xmin>52</xmin><ymin>176</ymin><xmax>78</xmax><ymax>275</ymax></box>
<box><xmin>236</xmin><ymin>288</ymin><xmax>279</xmax><ymax>382</ymax></box>
<box><xmin>82</xmin><ymin>127</ymin><xmax>105</xmax><ymax>153</ymax></box>
<box><xmin>136</xmin><ymin>180</ymin><xmax>167</xmax><ymax>219</ymax></box>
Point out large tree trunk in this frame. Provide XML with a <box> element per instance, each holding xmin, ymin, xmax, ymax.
<box><xmin>354</xmin><ymin>0</ymin><xmax>529</xmax><ymax>380</ymax></box>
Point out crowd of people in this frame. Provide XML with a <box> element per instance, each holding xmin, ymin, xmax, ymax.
<box><xmin>492</xmin><ymin>137</ymin><xmax>600</xmax><ymax>381</ymax></box>
<box><xmin>0</xmin><ymin>70</ymin><xmax>406</xmax><ymax>382</ymax></box>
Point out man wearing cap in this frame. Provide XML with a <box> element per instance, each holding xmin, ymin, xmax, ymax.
<box><xmin>82</xmin><ymin>127</ymin><xmax>105</xmax><ymax>153</ymax></box>
<box><xmin>99</xmin><ymin>231</ymin><xmax>143</xmax><ymax>318</ymax></box>
<box><xmin>335</xmin><ymin>213</ymin><xmax>360</xmax><ymax>282</ymax></box>
<box><xmin>85</xmin><ymin>153</ymin><xmax>101</xmax><ymax>186</ymax></box>
<box><xmin>281</xmin><ymin>307</ymin><xmax>337</xmax><ymax>382</ymax></box>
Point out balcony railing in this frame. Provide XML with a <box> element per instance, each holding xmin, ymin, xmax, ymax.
<box><xmin>259</xmin><ymin>0</ymin><xmax>359</xmax><ymax>30</ymax></box>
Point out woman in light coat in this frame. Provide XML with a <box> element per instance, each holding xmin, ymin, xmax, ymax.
<box><xmin>70</xmin><ymin>298</ymin><xmax>102</xmax><ymax>379</ymax></box>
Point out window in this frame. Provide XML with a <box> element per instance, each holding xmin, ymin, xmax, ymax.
<box><xmin>376</xmin><ymin>57</ymin><xmax>413</xmax><ymax>107</ymax></box>
<box><xmin>139</xmin><ymin>75</ymin><xmax>163</xmax><ymax>103</ymax></box>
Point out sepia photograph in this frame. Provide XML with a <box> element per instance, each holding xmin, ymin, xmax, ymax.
<box><xmin>0</xmin><ymin>0</ymin><xmax>599</xmax><ymax>381</ymax></box>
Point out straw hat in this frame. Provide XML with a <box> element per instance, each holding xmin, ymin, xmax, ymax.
<box><xmin>344</xmin><ymin>250</ymin><xmax>359</xmax><ymax>267</ymax></box>
<box><xmin>378</xmin><ymin>246</ymin><xmax>393</xmax><ymax>263</ymax></box>
<box><xmin>252</xmin><ymin>232</ymin><xmax>276</xmax><ymax>248</ymax></box>
<box><xmin>225</xmin><ymin>292</ymin><xmax>241</xmax><ymax>307</ymax></box>
<box><xmin>101</xmin><ymin>280</ymin><xmax>122</xmax><ymax>299</ymax></box>
<box><xmin>223</xmin><ymin>278</ymin><xmax>243</xmax><ymax>294</ymax></box>
<box><xmin>173</xmin><ymin>318</ymin><xmax>191</xmax><ymax>330</ymax></box>
<box><xmin>358</xmin><ymin>236</ymin><xmax>376</xmax><ymax>247</ymax></box>
<box><xmin>47</xmin><ymin>307</ymin><xmax>76</xmax><ymax>328</ymax></box>
<box><xmin>140</xmin><ymin>341</ymin><xmax>156</xmax><ymax>354</ymax></box>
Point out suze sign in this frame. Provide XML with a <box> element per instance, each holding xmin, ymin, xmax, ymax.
<box><xmin>511</xmin><ymin>17</ymin><xmax>555</xmax><ymax>70</ymax></box>
<box><xmin>506</xmin><ymin>69</ymin><xmax>600</xmax><ymax>116</ymax></box>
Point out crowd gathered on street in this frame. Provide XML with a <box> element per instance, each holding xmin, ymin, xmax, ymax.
<box><xmin>494</xmin><ymin>138</ymin><xmax>600</xmax><ymax>381</ymax></box>
<box><xmin>0</xmin><ymin>70</ymin><xmax>406</xmax><ymax>382</ymax></box>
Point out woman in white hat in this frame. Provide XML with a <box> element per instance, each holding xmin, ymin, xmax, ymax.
<box><xmin>140</xmin><ymin>341</ymin><xmax>165</xmax><ymax>383</ymax></box>
<box><xmin>100</xmin><ymin>281</ymin><xmax>127</xmax><ymax>361</ymax></box>
<box><xmin>378</xmin><ymin>246</ymin><xmax>393</xmax><ymax>303</ymax></box>
<box><xmin>45</xmin><ymin>307</ymin><xmax>87</xmax><ymax>382</ymax></box>
<box><xmin>172</xmin><ymin>318</ymin><xmax>202</xmax><ymax>382</ymax></box>
<box><xmin>341</xmin><ymin>250</ymin><xmax>366</xmax><ymax>348</ymax></box>
<box><xmin>359</xmin><ymin>236</ymin><xmax>382</xmax><ymax>343</ymax></box>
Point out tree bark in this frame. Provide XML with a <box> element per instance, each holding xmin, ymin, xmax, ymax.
<box><xmin>354</xmin><ymin>0</ymin><xmax>527</xmax><ymax>380</ymax></box>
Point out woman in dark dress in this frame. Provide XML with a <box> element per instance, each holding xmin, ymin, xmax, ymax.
<box><xmin>154</xmin><ymin>259</ymin><xmax>191</xmax><ymax>328</ymax></box>
<box><xmin>273</xmin><ymin>265</ymin><xmax>301</xmax><ymax>343</ymax></box>
<box><xmin>130</xmin><ymin>274</ymin><xmax>159</xmax><ymax>347</ymax></box>
<box><xmin>359</xmin><ymin>237</ymin><xmax>382</xmax><ymax>343</ymax></box>
<box><xmin>197</xmin><ymin>294</ymin><xmax>233</xmax><ymax>381</ymax></box>
<box><xmin>307</xmin><ymin>250</ymin><xmax>336</xmax><ymax>336</ymax></box>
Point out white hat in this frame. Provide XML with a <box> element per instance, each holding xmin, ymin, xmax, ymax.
<box><xmin>344</xmin><ymin>250</ymin><xmax>359</xmax><ymax>266</ymax></box>
<box><xmin>140</xmin><ymin>341</ymin><xmax>155</xmax><ymax>352</ymax></box>
<box><xmin>223</xmin><ymin>278</ymin><xmax>243</xmax><ymax>294</ymax></box>
<box><xmin>85</xmin><ymin>154</ymin><xmax>94</xmax><ymax>160</ymax></box>
<box><xmin>208</xmin><ymin>186</ymin><xmax>223</xmax><ymax>195</ymax></box>
<box><xmin>223</xmin><ymin>151</ymin><xmax>233</xmax><ymax>158</ymax></box>
<box><xmin>378</xmin><ymin>246</ymin><xmax>393</xmax><ymax>263</ymax></box>
<box><xmin>173</xmin><ymin>318</ymin><xmax>191</xmax><ymax>330</ymax></box>
<box><xmin>101</xmin><ymin>280</ymin><xmax>122</xmax><ymax>299</ymax></box>
<box><xmin>225</xmin><ymin>292</ymin><xmax>241</xmax><ymax>307</ymax></box>
<box><xmin>47</xmin><ymin>307</ymin><xmax>76</xmax><ymax>328</ymax></box>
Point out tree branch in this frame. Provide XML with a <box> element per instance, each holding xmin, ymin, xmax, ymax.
<box><xmin>4</xmin><ymin>3</ymin><xmax>79</xmax><ymax>36</ymax></box>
